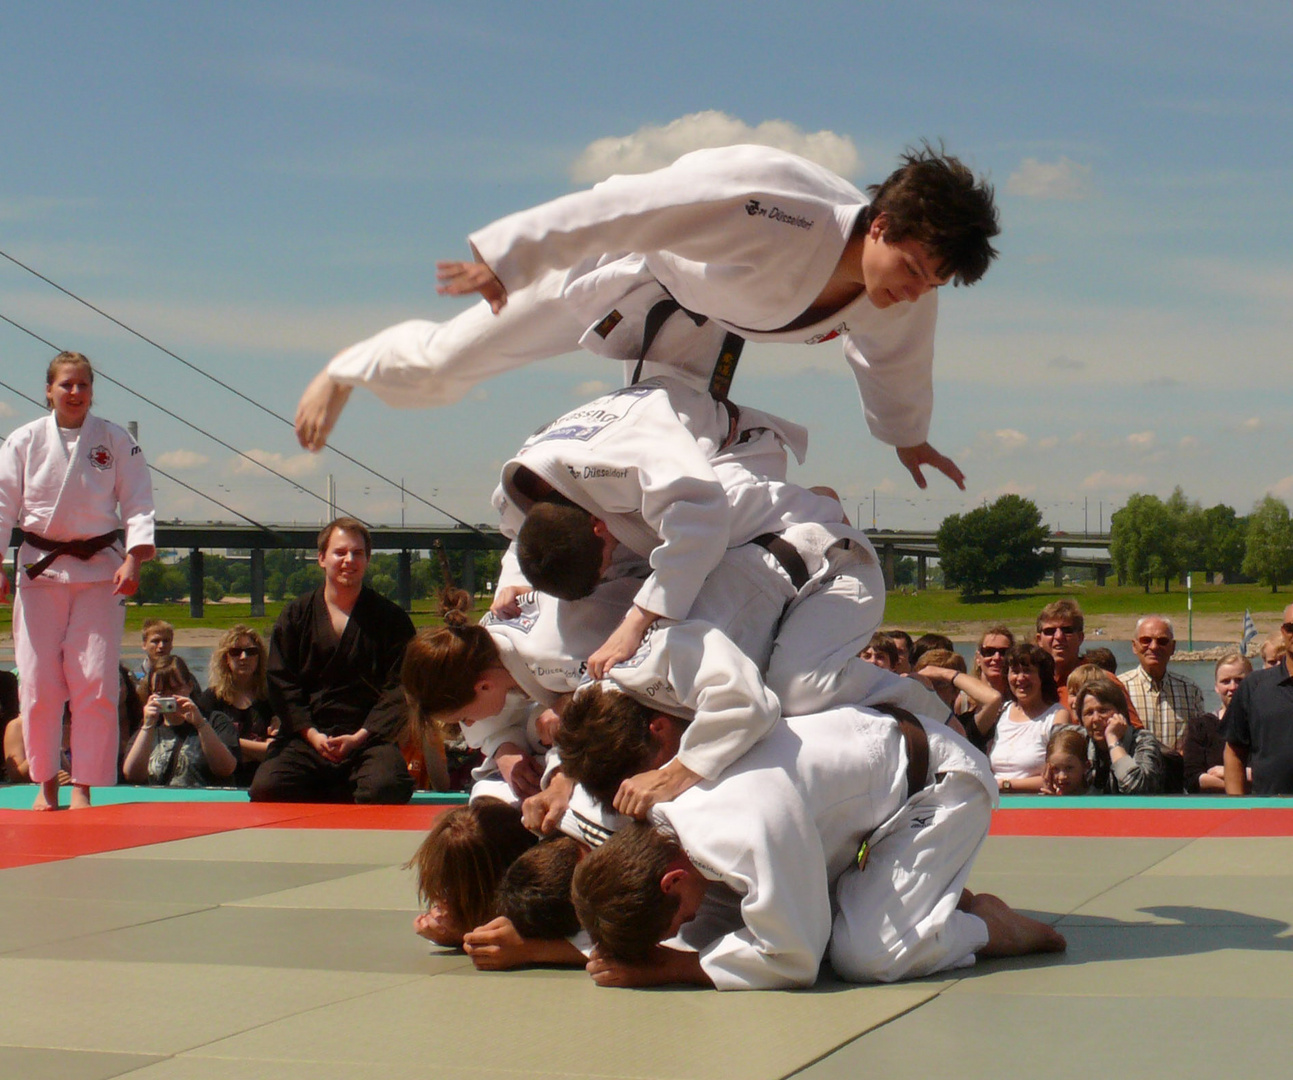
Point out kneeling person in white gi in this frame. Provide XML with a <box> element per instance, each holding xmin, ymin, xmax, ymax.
<box><xmin>562</xmin><ymin>670</ymin><xmax>1066</xmax><ymax>989</ymax></box>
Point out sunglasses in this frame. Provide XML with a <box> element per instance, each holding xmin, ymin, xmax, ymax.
<box><xmin>228</xmin><ymin>647</ymin><xmax>258</xmax><ymax>659</ymax></box>
<box><xmin>977</xmin><ymin>645</ymin><xmax>1009</xmax><ymax>658</ymax></box>
<box><xmin>1137</xmin><ymin>636</ymin><xmax>1173</xmax><ymax>648</ymax></box>
<box><xmin>1039</xmin><ymin>625</ymin><xmax>1079</xmax><ymax>637</ymax></box>
<box><xmin>1282</xmin><ymin>623</ymin><xmax>1293</xmax><ymax>635</ymax></box>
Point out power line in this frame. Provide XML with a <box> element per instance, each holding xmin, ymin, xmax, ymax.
<box><xmin>0</xmin><ymin>372</ymin><xmax>284</xmax><ymax>537</ymax></box>
<box><xmin>0</xmin><ymin>246</ymin><xmax>484</xmax><ymax>535</ymax></box>
<box><xmin>0</xmin><ymin>310</ymin><xmax>366</xmax><ymax>521</ymax></box>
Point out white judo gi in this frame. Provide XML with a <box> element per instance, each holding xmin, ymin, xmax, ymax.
<box><xmin>327</xmin><ymin>144</ymin><xmax>938</xmax><ymax>449</ymax></box>
<box><xmin>0</xmin><ymin>412</ymin><xmax>155</xmax><ymax>786</ymax></box>
<box><xmin>654</xmin><ymin>707</ymin><xmax>998</xmax><ymax>990</ymax></box>
<box><xmin>465</xmin><ymin>573</ymin><xmax>643</xmax><ymax>804</ymax></box>
<box><xmin>495</xmin><ymin>376</ymin><xmax>944</xmax><ymax>718</ymax></box>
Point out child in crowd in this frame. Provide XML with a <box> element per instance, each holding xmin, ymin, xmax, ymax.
<box><xmin>1040</xmin><ymin>728</ymin><xmax>1090</xmax><ymax>796</ymax></box>
<box><xmin>138</xmin><ymin>618</ymin><xmax>174</xmax><ymax>682</ymax></box>
<box><xmin>860</xmin><ymin>632</ymin><xmax>899</xmax><ymax>670</ymax></box>
<box><xmin>408</xmin><ymin>797</ymin><xmax>537</xmax><ymax>948</ymax></box>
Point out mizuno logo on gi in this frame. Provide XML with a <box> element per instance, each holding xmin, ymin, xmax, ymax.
<box><xmin>910</xmin><ymin>811</ymin><xmax>935</xmax><ymax>830</ymax></box>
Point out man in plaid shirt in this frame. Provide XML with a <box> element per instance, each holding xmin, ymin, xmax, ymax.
<box><xmin>1119</xmin><ymin>616</ymin><xmax>1204</xmax><ymax>789</ymax></box>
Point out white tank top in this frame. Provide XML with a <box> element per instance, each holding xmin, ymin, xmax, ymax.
<box><xmin>989</xmin><ymin>701</ymin><xmax>1063</xmax><ymax>780</ymax></box>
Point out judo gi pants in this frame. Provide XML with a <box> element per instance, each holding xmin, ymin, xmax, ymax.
<box><xmin>249</xmin><ymin>737</ymin><xmax>414</xmax><ymax>804</ymax></box>
<box><xmin>14</xmin><ymin>580</ymin><xmax>125</xmax><ymax>787</ymax></box>
<box><xmin>828</xmin><ymin>771</ymin><xmax>992</xmax><ymax>983</ymax></box>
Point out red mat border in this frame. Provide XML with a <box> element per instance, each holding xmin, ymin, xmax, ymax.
<box><xmin>4</xmin><ymin>804</ymin><xmax>1293</xmax><ymax>868</ymax></box>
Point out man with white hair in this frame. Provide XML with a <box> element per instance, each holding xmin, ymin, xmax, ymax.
<box><xmin>1119</xmin><ymin>616</ymin><xmax>1203</xmax><ymax>792</ymax></box>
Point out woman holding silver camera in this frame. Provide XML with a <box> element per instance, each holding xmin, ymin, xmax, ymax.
<box><xmin>123</xmin><ymin>656</ymin><xmax>238</xmax><ymax>787</ymax></box>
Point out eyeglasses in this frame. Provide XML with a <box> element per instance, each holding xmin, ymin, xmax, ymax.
<box><xmin>977</xmin><ymin>646</ymin><xmax>1009</xmax><ymax>658</ymax></box>
<box><xmin>228</xmin><ymin>647</ymin><xmax>258</xmax><ymax>659</ymax></box>
<box><xmin>1137</xmin><ymin>636</ymin><xmax>1173</xmax><ymax>648</ymax></box>
<box><xmin>1039</xmin><ymin>625</ymin><xmax>1079</xmax><ymax>637</ymax></box>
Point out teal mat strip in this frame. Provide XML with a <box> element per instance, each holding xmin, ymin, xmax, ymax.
<box><xmin>0</xmin><ymin>785</ymin><xmax>470</xmax><ymax>809</ymax></box>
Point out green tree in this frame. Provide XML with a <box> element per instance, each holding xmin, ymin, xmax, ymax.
<box><xmin>1110</xmin><ymin>493</ymin><xmax>1180</xmax><ymax>592</ymax></box>
<box><xmin>135</xmin><ymin>560</ymin><xmax>188</xmax><ymax>604</ymax></box>
<box><xmin>936</xmin><ymin>495</ymin><xmax>1050</xmax><ymax>599</ymax></box>
<box><xmin>1200</xmin><ymin>504</ymin><xmax>1247</xmax><ymax>582</ymax></box>
<box><xmin>1242</xmin><ymin>495</ymin><xmax>1293</xmax><ymax>592</ymax></box>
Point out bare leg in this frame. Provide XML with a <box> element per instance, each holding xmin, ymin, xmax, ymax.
<box><xmin>32</xmin><ymin>777</ymin><xmax>60</xmax><ymax>811</ymax></box>
<box><xmin>69</xmin><ymin>783</ymin><xmax>91</xmax><ymax>810</ymax></box>
<box><xmin>971</xmin><ymin>892</ymin><xmax>1066</xmax><ymax>957</ymax></box>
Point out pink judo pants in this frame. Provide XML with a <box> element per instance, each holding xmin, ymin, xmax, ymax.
<box><xmin>15</xmin><ymin>579</ymin><xmax>125</xmax><ymax>787</ymax></box>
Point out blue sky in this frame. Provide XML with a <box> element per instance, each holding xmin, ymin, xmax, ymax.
<box><xmin>2</xmin><ymin>1</ymin><xmax>1291</xmax><ymax>533</ymax></box>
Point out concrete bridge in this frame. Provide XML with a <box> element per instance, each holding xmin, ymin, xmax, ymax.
<box><xmin>8</xmin><ymin>523</ymin><xmax>1112</xmax><ymax>614</ymax></box>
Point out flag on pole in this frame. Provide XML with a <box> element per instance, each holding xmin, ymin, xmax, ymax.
<box><xmin>1242</xmin><ymin>609</ymin><xmax>1257</xmax><ymax>653</ymax></box>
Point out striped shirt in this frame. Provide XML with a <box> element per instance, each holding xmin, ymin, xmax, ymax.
<box><xmin>1118</xmin><ymin>666</ymin><xmax>1205</xmax><ymax>751</ymax></box>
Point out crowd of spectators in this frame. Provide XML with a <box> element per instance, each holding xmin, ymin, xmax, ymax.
<box><xmin>7</xmin><ymin>570</ymin><xmax>1293</xmax><ymax>802</ymax></box>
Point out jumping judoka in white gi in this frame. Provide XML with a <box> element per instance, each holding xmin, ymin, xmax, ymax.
<box><xmin>296</xmin><ymin>143</ymin><xmax>999</xmax><ymax>491</ymax></box>
<box><xmin>560</xmin><ymin>634</ymin><xmax>1066</xmax><ymax>990</ymax></box>
<box><xmin>0</xmin><ymin>352</ymin><xmax>156</xmax><ymax>810</ymax></box>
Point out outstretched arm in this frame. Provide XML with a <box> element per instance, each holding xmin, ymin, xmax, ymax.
<box><xmin>296</xmin><ymin>368</ymin><xmax>354</xmax><ymax>451</ymax></box>
<box><xmin>436</xmin><ymin>260</ymin><xmax>508</xmax><ymax>314</ymax></box>
<box><xmin>896</xmin><ymin>442</ymin><xmax>965</xmax><ymax>491</ymax></box>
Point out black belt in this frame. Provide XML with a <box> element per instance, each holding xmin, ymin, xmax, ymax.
<box><xmin>629</xmin><ymin>297</ymin><xmax>746</xmax><ymax>404</ymax></box>
<box><xmin>874</xmin><ymin>704</ymin><xmax>931</xmax><ymax>801</ymax></box>
<box><xmin>19</xmin><ymin>529</ymin><xmax>120</xmax><ymax>580</ymax></box>
<box><xmin>751</xmin><ymin>532</ymin><xmax>810</xmax><ymax>591</ymax></box>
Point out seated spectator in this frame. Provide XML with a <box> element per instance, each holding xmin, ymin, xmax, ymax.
<box><xmin>1035</xmin><ymin>599</ymin><xmax>1087</xmax><ymax>704</ymax></box>
<box><xmin>1080</xmin><ymin>646</ymin><xmax>1118</xmax><ymax>674</ymax></box>
<box><xmin>888</xmin><ymin>630</ymin><xmax>914</xmax><ymax>674</ymax></box>
<box><xmin>909</xmin><ymin>631</ymin><xmax>954</xmax><ymax>668</ymax></box>
<box><xmin>912</xmin><ymin>648</ymin><xmax>1005</xmax><ymax>751</ymax></box>
<box><xmin>860</xmin><ymin>632</ymin><xmax>900</xmax><ymax>670</ymax></box>
<box><xmin>116</xmin><ymin>664</ymin><xmax>144</xmax><ymax>777</ymax></box>
<box><xmin>136</xmin><ymin>618</ymin><xmax>174</xmax><ymax>683</ymax></box>
<box><xmin>5</xmin><ymin>706</ymin><xmax>73</xmax><ymax>786</ymax></box>
<box><xmin>123</xmin><ymin>656</ymin><xmax>239</xmax><ymax>787</ymax></box>
<box><xmin>990</xmin><ymin>644</ymin><xmax>1072</xmax><ymax>793</ymax></box>
<box><xmin>1040</xmin><ymin>728</ymin><xmax>1090</xmax><ymax>796</ymax></box>
<box><xmin>1260</xmin><ymin>632</ymin><xmax>1286</xmax><ymax>669</ymax></box>
<box><xmin>249</xmin><ymin>518</ymin><xmax>416</xmax><ymax>804</ymax></box>
<box><xmin>1119</xmin><ymin>615</ymin><xmax>1201</xmax><ymax>793</ymax></box>
<box><xmin>972</xmin><ymin>626</ymin><xmax>1013</xmax><ymax>698</ymax></box>
<box><xmin>1071</xmin><ymin>678</ymin><xmax>1165</xmax><ymax>794</ymax></box>
<box><xmin>1224</xmin><ymin>604</ymin><xmax>1293</xmax><ymax>795</ymax></box>
<box><xmin>1183</xmin><ymin>652</ymin><xmax>1251</xmax><ymax>794</ymax></box>
<box><xmin>196</xmin><ymin>625</ymin><xmax>278</xmax><ymax>787</ymax></box>
<box><xmin>408</xmin><ymin>797</ymin><xmax>537</xmax><ymax>947</ymax></box>
<box><xmin>1</xmin><ymin>669</ymin><xmax>18</xmax><ymax>728</ymax></box>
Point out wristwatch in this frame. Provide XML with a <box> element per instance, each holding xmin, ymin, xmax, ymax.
<box><xmin>1001</xmin><ymin>778</ymin><xmax>1013</xmax><ymax>792</ymax></box>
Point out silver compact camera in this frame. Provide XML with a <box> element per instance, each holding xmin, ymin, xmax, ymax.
<box><xmin>156</xmin><ymin>696</ymin><xmax>178</xmax><ymax>714</ymax></box>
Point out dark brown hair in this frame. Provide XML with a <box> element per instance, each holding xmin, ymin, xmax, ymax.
<box><xmin>516</xmin><ymin>499</ymin><xmax>603</xmax><ymax>601</ymax></box>
<box><xmin>572</xmin><ymin>821</ymin><xmax>681</xmax><ymax>961</ymax></box>
<box><xmin>1006</xmin><ymin>643</ymin><xmax>1060</xmax><ymax>705</ymax></box>
<box><xmin>496</xmin><ymin>836</ymin><xmax>584</xmax><ymax>940</ymax></box>
<box><xmin>557</xmin><ymin>685</ymin><xmax>659</xmax><ymax>805</ymax></box>
<box><xmin>316</xmin><ymin>516</ymin><xmax>371</xmax><ymax>557</ymax></box>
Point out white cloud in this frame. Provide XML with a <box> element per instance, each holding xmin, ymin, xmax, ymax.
<box><xmin>989</xmin><ymin>428</ymin><xmax>1029</xmax><ymax>452</ymax></box>
<box><xmin>574</xmin><ymin>380</ymin><xmax>612</xmax><ymax>397</ymax></box>
<box><xmin>1179</xmin><ymin>435</ymin><xmax>1200</xmax><ymax>450</ymax></box>
<box><xmin>232</xmin><ymin>448</ymin><xmax>320</xmax><ymax>480</ymax></box>
<box><xmin>1081</xmin><ymin>470</ymin><xmax>1148</xmax><ymax>491</ymax></box>
<box><xmin>1037</xmin><ymin>436</ymin><xmax>1060</xmax><ymax>450</ymax></box>
<box><xmin>1127</xmin><ymin>431</ymin><xmax>1156</xmax><ymax>450</ymax></box>
<box><xmin>979</xmin><ymin>480</ymin><xmax>1036</xmax><ymax>500</ymax></box>
<box><xmin>155</xmin><ymin>449</ymin><xmax>210</xmax><ymax>470</ymax></box>
<box><xmin>570</xmin><ymin>112</ymin><xmax>859</xmax><ymax>183</ymax></box>
<box><xmin>0</xmin><ymin>401</ymin><xmax>15</xmax><ymax>418</ymax></box>
<box><xmin>1269</xmin><ymin>476</ymin><xmax>1293</xmax><ymax>500</ymax></box>
<box><xmin>1240</xmin><ymin>417</ymin><xmax>1262</xmax><ymax>431</ymax></box>
<box><xmin>1006</xmin><ymin>157</ymin><xmax>1095</xmax><ymax>200</ymax></box>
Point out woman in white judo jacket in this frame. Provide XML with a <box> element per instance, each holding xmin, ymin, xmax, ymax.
<box><xmin>0</xmin><ymin>352</ymin><xmax>155</xmax><ymax>809</ymax></box>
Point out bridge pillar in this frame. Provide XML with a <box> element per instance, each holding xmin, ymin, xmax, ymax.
<box><xmin>250</xmin><ymin>549</ymin><xmax>265</xmax><ymax>618</ymax></box>
<box><xmin>462</xmin><ymin>551</ymin><xmax>476</xmax><ymax>596</ymax></box>
<box><xmin>917</xmin><ymin>554</ymin><xmax>927</xmax><ymax>591</ymax></box>
<box><xmin>1053</xmin><ymin>547</ymin><xmax>1064</xmax><ymax>587</ymax></box>
<box><xmin>881</xmin><ymin>543</ymin><xmax>895</xmax><ymax>592</ymax></box>
<box><xmin>189</xmin><ymin>548</ymin><xmax>204</xmax><ymax>619</ymax></box>
<box><xmin>1096</xmin><ymin>563</ymin><xmax>1108</xmax><ymax>587</ymax></box>
<box><xmin>398</xmin><ymin>550</ymin><xmax>412</xmax><ymax>612</ymax></box>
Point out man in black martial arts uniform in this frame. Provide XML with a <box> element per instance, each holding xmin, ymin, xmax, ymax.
<box><xmin>249</xmin><ymin>517</ymin><xmax>416</xmax><ymax>803</ymax></box>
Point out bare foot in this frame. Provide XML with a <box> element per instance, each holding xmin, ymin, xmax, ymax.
<box><xmin>69</xmin><ymin>784</ymin><xmax>91</xmax><ymax>810</ymax></box>
<box><xmin>971</xmin><ymin>892</ymin><xmax>1067</xmax><ymax>958</ymax></box>
<box><xmin>32</xmin><ymin>778</ymin><xmax>60</xmax><ymax>811</ymax></box>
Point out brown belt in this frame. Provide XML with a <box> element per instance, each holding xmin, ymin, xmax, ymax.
<box><xmin>874</xmin><ymin>704</ymin><xmax>931</xmax><ymax>801</ymax></box>
<box><xmin>751</xmin><ymin>532</ymin><xmax>810</xmax><ymax>590</ymax></box>
<box><xmin>20</xmin><ymin>529</ymin><xmax>120</xmax><ymax>580</ymax></box>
